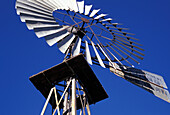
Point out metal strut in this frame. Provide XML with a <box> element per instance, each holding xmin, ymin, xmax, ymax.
<box><xmin>40</xmin><ymin>77</ymin><xmax>91</xmax><ymax>115</ymax></box>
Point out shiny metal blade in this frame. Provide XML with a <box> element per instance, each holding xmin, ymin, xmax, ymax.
<box><xmin>45</xmin><ymin>31</ymin><xmax>70</xmax><ymax>46</ymax></box>
<box><xmin>89</xmin><ymin>9</ymin><xmax>100</xmax><ymax>17</ymax></box>
<box><xmin>47</xmin><ymin>0</ymin><xmax>62</xmax><ymax>10</ymax></box>
<box><xmin>28</xmin><ymin>0</ymin><xmax>55</xmax><ymax>10</ymax></box>
<box><xmin>114</xmin><ymin>37</ymin><xmax>144</xmax><ymax>51</ymax></box>
<box><xmin>20</xmin><ymin>13</ymin><xmax>56</xmax><ymax>22</ymax></box>
<box><xmin>72</xmin><ymin>37</ymin><xmax>81</xmax><ymax>56</ymax></box>
<box><xmin>65</xmin><ymin>0</ymin><xmax>73</xmax><ymax>10</ymax></box>
<box><xmin>71</xmin><ymin>0</ymin><xmax>79</xmax><ymax>12</ymax></box>
<box><xmin>94</xmin><ymin>14</ymin><xmax>108</xmax><ymax>20</ymax></box>
<box><xmin>115</xmin><ymin>33</ymin><xmax>139</xmax><ymax>41</ymax></box>
<box><xmin>34</xmin><ymin>0</ymin><xmax>56</xmax><ymax>10</ymax></box>
<box><xmin>57</xmin><ymin>34</ymin><xmax>76</xmax><ymax>54</ymax></box>
<box><xmin>85</xmin><ymin>40</ymin><xmax>92</xmax><ymax>65</ymax></box>
<box><xmin>100</xmin><ymin>18</ymin><xmax>112</xmax><ymax>22</ymax></box>
<box><xmin>109</xmin><ymin>42</ymin><xmax>139</xmax><ymax>64</ymax></box>
<box><xmin>25</xmin><ymin>20</ymin><xmax>59</xmax><ymax>30</ymax></box>
<box><xmin>34</xmin><ymin>26</ymin><xmax>67</xmax><ymax>38</ymax></box>
<box><xmin>106</xmin><ymin>43</ymin><xmax>133</xmax><ymax>67</ymax></box>
<box><xmin>105</xmin><ymin>47</ymin><xmax>125</xmax><ymax>68</ymax></box>
<box><xmin>53</xmin><ymin>0</ymin><xmax>68</xmax><ymax>10</ymax></box>
<box><xmin>17</xmin><ymin>7</ymin><xmax>53</xmax><ymax>19</ymax></box>
<box><xmin>91</xmin><ymin>42</ymin><xmax>105</xmax><ymax>68</ymax></box>
<box><xmin>46</xmin><ymin>0</ymin><xmax>60</xmax><ymax>10</ymax></box>
<box><xmin>16</xmin><ymin>0</ymin><xmax>52</xmax><ymax>11</ymax></box>
<box><xmin>77</xmin><ymin>0</ymin><xmax>84</xmax><ymax>14</ymax></box>
<box><xmin>16</xmin><ymin>1</ymin><xmax>52</xmax><ymax>14</ymax></box>
<box><xmin>97</xmin><ymin>44</ymin><xmax>117</xmax><ymax>69</ymax></box>
<box><xmin>41</xmin><ymin>0</ymin><xmax>56</xmax><ymax>9</ymax></box>
<box><xmin>84</xmin><ymin>5</ymin><xmax>92</xmax><ymax>15</ymax></box>
<box><xmin>114</xmin><ymin>40</ymin><xmax>144</xmax><ymax>56</ymax></box>
<box><xmin>112</xmin><ymin>42</ymin><xmax>144</xmax><ymax>60</ymax></box>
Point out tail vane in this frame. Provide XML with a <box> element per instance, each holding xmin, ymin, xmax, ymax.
<box><xmin>109</xmin><ymin>64</ymin><xmax>170</xmax><ymax>103</ymax></box>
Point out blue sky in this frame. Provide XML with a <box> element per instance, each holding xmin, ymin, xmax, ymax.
<box><xmin>0</xmin><ymin>0</ymin><xmax>170</xmax><ymax>114</ymax></box>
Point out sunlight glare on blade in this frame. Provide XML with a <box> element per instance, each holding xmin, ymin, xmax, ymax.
<box><xmin>72</xmin><ymin>37</ymin><xmax>81</xmax><ymax>56</ymax></box>
<box><xmin>85</xmin><ymin>40</ymin><xmax>92</xmax><ymax>65</ymax></box>
<box><xmin>92</xmin><ymin>42</ymin><xmax>105</xmax><ymax>68</ymax></box>
<box><xmin>57</xmin><ymin>34</ymin><xmax>76</xmax><ymax>53</ymax></box>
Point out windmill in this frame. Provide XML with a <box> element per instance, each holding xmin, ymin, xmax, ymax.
<box><xmin>15</xmin><ymin>0</ymin><xmax>170</xmax><ymax>114</ymax></box>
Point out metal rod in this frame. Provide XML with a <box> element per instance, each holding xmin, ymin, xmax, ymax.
<box><xmin>54</xmin><ymin>87</ymin><xmax>61</xmax><ymax>115</ymax></box>
<box><xmin>53</xmin><ymin>79</ymin><xmax>72</xmax><ymax>115</ymax></box>
<box><xmin>72</xmin><ymin>78</ymin><xmax>77</xmax><ymax>115</ymax></box>
<box><xmin>63</xmin><ymin>81</ymin><xmax>69</xmax><ymax>115</ymax></box>
<box><xmin>76</xmin><ymin>81</ymin><xmax>85</xmax><ymax>115</ymax></box>
<box><xmin>41</xmin><ymin>87</ymin><xmax>54</xmax><ymax>115</ymax></box>
<box><xmin>86</xmin><ymin>101</ymin><xmax>91</xmax><ymax>115</ymax></box>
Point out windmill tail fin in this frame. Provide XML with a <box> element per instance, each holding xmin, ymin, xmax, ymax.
<box><xmin>109</xmin><ymin>64</ymin><xmax>170</xmax><ymax>103</ymax></box>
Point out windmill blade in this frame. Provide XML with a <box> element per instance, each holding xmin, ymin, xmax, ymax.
<box><xmin>77</xmin><ymin>0</ymin><xmax>84</xmax><ymax>14</ymax></box>
<box><xmin>64</xmin><ymin>0</ymin><xmax>74</xmax><ymax>11</ymax></box>
<box><xmin>47</xmin><ymin>0</ymin><xmax>60</xmax><ymax>9</ymax></box>
<box><xmin>34</xmin><ymin>26</ymin><xmax>68</xmax><ymax>38</ymax></box>
<box><xmin>16</xmin><ymin>1</ymin><xmax>53</xmax><ymax>15</ymax></box>
<box><xmin>25</xmin><ymin>20</ymin><xmax>59</xmax><ymax>30</ymax></box>
<box><xmin>45</xmin><ymin>0</ymin><xmax>59</xmax><ymax>9</ymax></box>
<box><xmin>53</xmin><ymin>0</ymin><xmax>69</xmax><ymax>10</ymax></box>
<box><xmin>114</xmin><ymin>36</ymin><xmax>143</xmax><ymax>47</ymax></box>
<box><xmin>72</xmin><ymin>37</ymin><xmax>81</xmax><ymax>56</ymax></box>
<box><xmin>32</xmin><ymin>0</ymin><xmax>56</xmax><ymax>10</ymax></box>
<box><xmin>105</xmin><ymin>47</ymin><xmax>126</xmax><ymax>69</ymax></box>
<box><xmin>97</xmin><ymin>44</ymin><xmax>111</xmax><ymax>62</ymax></box>
<box><xmin>45</xmin><ymin>31</ymin><xmax>70</xmax><ymax>46</ymax></box>
<box><xmin>97</xmin><ymin>44</ymin><xmax>117</xmax><ymax>69</ymax></box>
<box><xmin>105</xmin><ymin>25</ymin><xmax>135</xmax><ymax>36</ymax></box>
<box><xmin>27</xmin><ymin>0</ymin><xmax>51</xmax><ymax>9</ymax></box>
<box><xmin>16</xmin><ymin>7</ymin><xmax>53</xmax><ymax>19</ymax></box>
<box><xmin>109</xmin><ymin>27</ymin><xmax>129</xmax><ymax>31</ymax></box>
<box><xmin>40</xmin><ymin>0</ymin><xmax>56</xmax><ymax>9</ymax></box>
<box><xmin>94</xmin><ymin>14</ymin><xmax>108</xmax><ymax>20</ymax></box>
<box><xmin>109</xmin><ymin>42</ymin><xmax>140</xmax><ymax>64</ymax></box>
<box><xmin>110</xmin><ymin>66</ymin><xmax>170</xmax><ymax>103</ymax></box>
<box><xmin>57</xmin><ymin>33</ymin><xmax>76</xmax><ymax>54</ymax></box>
<box><xmin>84</xmin><ymin>5</ymin><xmax>92</xmax><ymax>15</ymax></box>
<box><xmin>115</xmin><ymin>33</ymin><xmax>139</xmax><ymax>41</ymax></box>
<box><xmin>71</xmin><ymin>0</ymin><xmax>79</xmax><ymax>12</ymax></box>
<box><xmin>102</xmin><ymin>23</ymin><xmax>121</xmax><ymax>27</ymax></box>
<box><xmin>15</xmin><ymin>0</ymin><xmax>52</xmax><ymax>11</ymax></box>
<box><xmin>62</xmin><ymin>0</ymin><xmax>74</xmax><ymax>11</ymax></box>
<box><xmin>19</xmin><ymin>13</ymin><xmax>56</xmax><ymax>23</ymax></box>
<box><xmin>114</xmin><ymin>39</ymin><xmax>144</xmax><ymax>56</ymax></box>
<box><xmin>106</xmin><ymin>43</ymin><xmax>134</xmax><ymax>67</ymax></box>
<box><xmin>89</xmin><ymin>9</ymin><xmax>100</xmax><ymax>17</ymax></box>
<box><xmin>112</xmin><ymin>42</ymin><xmax>144</xmax><ymax>60</ymax></box>
<box><xmin>85</xmin><ymin>40</ymin><xmax>92</xmax><ymax>65</ymax></box>
<box><xmin>91</xmin><ymin>42</ymin><xmax>105</xmax><ymax>68</ymax></box>
<box><xmin>100</xmin><ymin>18</ymin><xmax>112</xmax><ymax>22</ymax></box>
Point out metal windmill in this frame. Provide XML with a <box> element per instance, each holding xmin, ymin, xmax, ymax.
<box><xmin>15</xmin><ymin>0</ymin><xmax>170</xmax><ymax>114</ymax></box>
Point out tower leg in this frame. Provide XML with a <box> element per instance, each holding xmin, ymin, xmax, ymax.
<box><xmin>72</xmin><ymin>78</ymin><xmax>77</xmax><ymax>115</ymax></box>
<box><xmin>41</xmin><ymin>87</ymin><xmax>54</xmax><ymax>115</ymax></box>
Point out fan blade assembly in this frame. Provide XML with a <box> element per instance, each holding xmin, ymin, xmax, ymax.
<box><xmin>15</xmin><ymin>0</ymin><xmax>170</xmax><ymax>109</ymax></box>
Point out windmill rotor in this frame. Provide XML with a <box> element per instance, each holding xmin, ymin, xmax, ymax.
<box><xmin>15</xmin><ymin>0</ymin><xmax>144</xmax><ymax>68</ymax></box>
<box><xmin>15</xmin><ymin>0</ymin><xmax>170</xmax><ymax>114</ymax></box>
